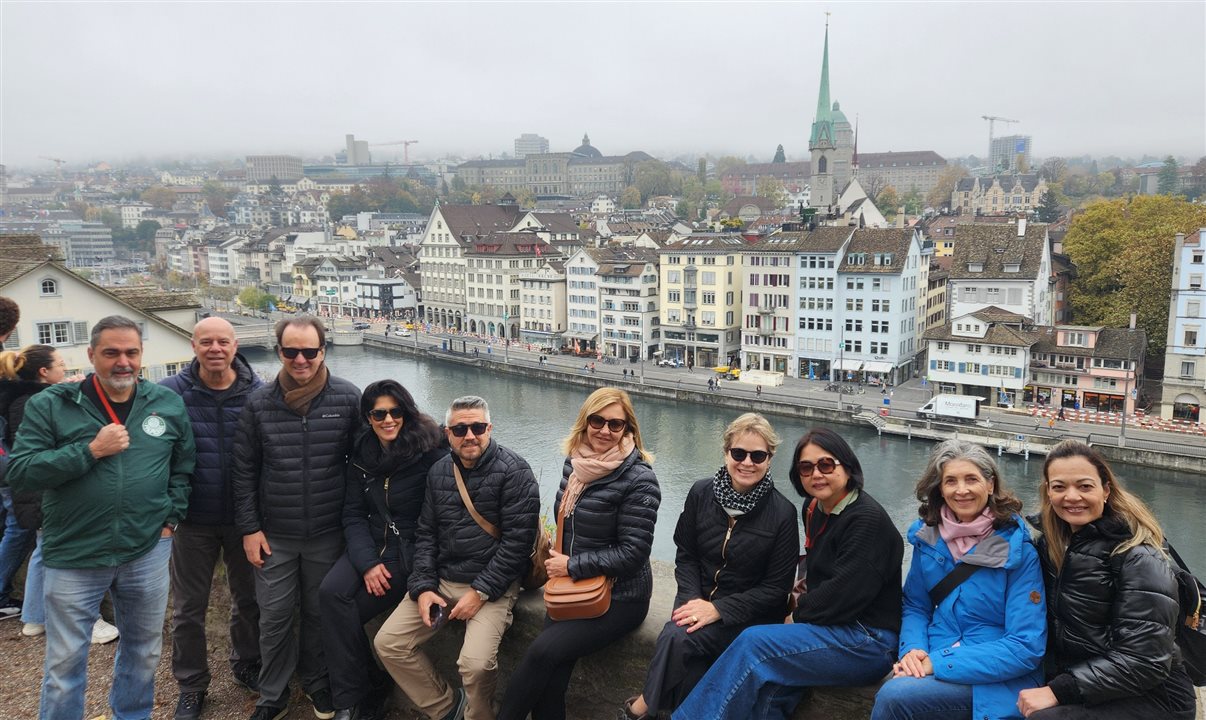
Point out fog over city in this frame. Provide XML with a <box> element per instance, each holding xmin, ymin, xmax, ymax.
<box><xmin>2</xmin><ymin>1</ymin><xmax>1203</xmax><ymax>168</ymax></box>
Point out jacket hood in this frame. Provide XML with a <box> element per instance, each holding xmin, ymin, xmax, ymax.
<box><xmin>911</xmin><ymin>514</ymin><xmax>1034</xmax><ymax>570</ymax></box>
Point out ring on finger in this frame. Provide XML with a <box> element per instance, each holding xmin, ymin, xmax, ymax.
<box><xmin>690</xmin><ymin>615</ymin><xmax>698</xmax><ymax>623</ymax></box>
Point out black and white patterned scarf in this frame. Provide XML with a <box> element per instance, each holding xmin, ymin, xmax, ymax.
<box><xmin>713</xmin><ymin>466</ymin><xmax>774</xmax><ymax>515</ymax></box>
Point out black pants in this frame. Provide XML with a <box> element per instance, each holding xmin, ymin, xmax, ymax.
<box><xmin>640</xmin><ymin>618</ymin><xmax>748</xmax><ymax>715</ymax></box>
<box><xmin>497</xmin><ymin>598</ymin><xmax>650</xmax><ymax>720</ymax></box>
<box><xmin>170</xmin><ymin>522</ymin><xmax>260</xmax><ymax>692</ymax></box>
<box><xmin>318</xmin><ymin>552</ymin><xmax>408</xmax><ymax>709</ymax></box>
<box><xmin>1030</xmin><ymin>666</ymin><xmax>1197</xmax><ymax>720</ymax></box>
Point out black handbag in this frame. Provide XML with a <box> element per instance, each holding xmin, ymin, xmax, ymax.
<box><xmin>1167</xmin><ymin>543</ymin><xmax>1206</xmax><ymax>686</ymax></box>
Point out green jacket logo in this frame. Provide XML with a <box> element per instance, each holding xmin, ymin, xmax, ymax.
<box><xmin>142</xmin><ymin>415</ymin><xmax>167</xmax><ymax>438</ymax></box>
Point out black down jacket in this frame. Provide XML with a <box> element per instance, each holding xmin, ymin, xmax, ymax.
<box><xmin>556</xmin><ymin>447</ymin><xmax>660</xmax><ymax>603</ymax></box>
<box><xmin>1</xmin><ymin>379</ymin><xmax>49</xmax><ymax>529</ymax></box>
<box><xmin>1037</xmin><ymin>514</ymin><xmax>1188</xmax><ymax>707</ymax></box>
<box><xmin>160</xmin><ymin>355</ymin><xmax>262</xmax><ymax>526</ymax></box>
<box><xmin>342</xmin><ymin>430</ymin><xmax>448</xmax><ymax>576</ymax></box>
<box><xmin>674</xmin><ymin>476</ymin><xmax>798</xmax><ymax>626</ymax></box>
<box><xmin>408</xmin><ymin>441</ymin><xmax>539</xmax><ymax>602</ymax></box>
<box><xmin>231</xmin><ymin>373</ymin><xmax>361</xmax><ymax>539</ymax></box>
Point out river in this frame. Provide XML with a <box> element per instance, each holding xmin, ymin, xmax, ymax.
<box><xmin>245</xmin><ymin>345</ymin><xmax>1206</xmax><ymax>570</ymax></box>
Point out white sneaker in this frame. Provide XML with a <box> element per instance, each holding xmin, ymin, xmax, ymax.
<box><xmin>22</xmin><ymin>622</ymin><xmax>45</xmax><ymax>637</ymax></box>
<box><xmin>91</xmin><ymin>618</ymin><xmax>119</xmax><ymax>644</ymax></box>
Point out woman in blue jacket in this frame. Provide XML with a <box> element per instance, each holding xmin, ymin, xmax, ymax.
<box><xmin>872</xmin><ymin>440</ymin><xmax>1046</xmax><ymax>720</ymax></box>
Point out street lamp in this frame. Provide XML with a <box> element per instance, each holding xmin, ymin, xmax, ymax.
<box><xmin>1119</xmin><ymin>338</ymin><xmax>1135</xmax><ymax>448</ymax></box>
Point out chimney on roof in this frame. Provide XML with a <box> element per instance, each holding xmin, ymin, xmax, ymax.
<box><xmin>1129</xmin><ymin>312</ymin><xmax>1137</xmax><ymax>330</ymax></box>
<box><xmin>1017</xmin><ymin>218</ymin><xmax>1027</xmax><ymax>237</ymax></box>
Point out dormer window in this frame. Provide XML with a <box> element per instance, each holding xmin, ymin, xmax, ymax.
<box><xmin>1004</xmin><ymin>263</ymin><xmax>1021</xmax><ymax>272</ymax></box>
<box><xmin>40</xmin><ymin>279</ymin><xmax>59</xmax><ymax>296</ymax></box>
<box><xmin>968</xmin><ymin>262</ymin><xmax>984</xmax><ymax>272</ymax></box>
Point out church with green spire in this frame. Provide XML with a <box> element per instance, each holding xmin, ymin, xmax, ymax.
<box><xmin>809</xmin><ymin>20</ymin><xmax>855</xmax><ymax>212</ymax></box>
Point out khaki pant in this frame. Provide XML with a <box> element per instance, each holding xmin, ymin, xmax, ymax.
<box><xmin>374</xmin><ymin>579</ymin><xmax>519</xmax><ymax>720</ymax></box>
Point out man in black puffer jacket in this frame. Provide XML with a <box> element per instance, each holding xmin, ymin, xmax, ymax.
<box><xmin>160</xmin><ymin>318</ymin><xmax>264</xmax><ymax>720</ymax></box>
<box><xmin>374</xmin><ymin>395</ymin><xmax>538</xmax><ymax>720</ymax></box>
<box><xmin>232</xmin><ymin>316</ymin><xmax>361</xmax><ymax>720</ymax></box>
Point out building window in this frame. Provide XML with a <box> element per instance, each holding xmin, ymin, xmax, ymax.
<box><xmin>1191</xmin><ymin>275</ymin><xmax>1203</xmax><ymax>289</ymax></box>
<box><xmin>1181</xmin><ymin>361</ymin><xmax>1196</xmax><ymax>378</ymax></box>
<box><xmin>40</xmin><ymin>279</ymin><xmax>59</xmax><ymax>296</ymax></box>
<box><xmin>1187</xmin><ymin>330</ymin><xmax>1199</xmax><ymax>347</ymax></box>
<box><xmin>36</xmin><ymin>321</ymin><xmax>72</xmax><ymax>346</ymax></box>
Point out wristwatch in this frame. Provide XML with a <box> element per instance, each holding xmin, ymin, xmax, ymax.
<box><xmin>164</xmin><ymin>521</ymin><xmax>179</xmax><ymax>533</ymax></box>
<box><xmin>475</xmin><ymin>589</ymin><xmax>489</xmax><ymax>603</ymax></box>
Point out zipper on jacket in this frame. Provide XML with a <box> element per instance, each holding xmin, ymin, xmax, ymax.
<box><xmin>379</xmin><ymin>475</ymin><xmax>398</xmax><ymax>557</ymax></box>
<box><xmin>709</xmin><ymin>516</ymin><xmax>738</xmax><ymax>600</ymax></box>
<box><xmin>301</xmin><ymin>416</ymin><xmax>311</xmax><ymax>533</ymax></box>
<box><xmin>567</xmin><ymin>509</ymin><xmax>576</xmax><ymax>557</ymax></box>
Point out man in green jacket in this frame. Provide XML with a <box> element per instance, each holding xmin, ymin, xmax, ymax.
<box><xmin>9</xmin><ymin>314</ymin><xmax>196</xmax><ymax>720</ymax></box>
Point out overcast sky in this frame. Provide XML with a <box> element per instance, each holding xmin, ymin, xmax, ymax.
<box><xmin>2</xmin><ymin>1</ymin><xmax>1204</xmax><ymax>170</ymax></box>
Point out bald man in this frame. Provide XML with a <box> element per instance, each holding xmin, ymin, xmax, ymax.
<box><xmin>161</xmin><ymin>318</ymin><xmax>265</xmax><ymax>720</ymax></box>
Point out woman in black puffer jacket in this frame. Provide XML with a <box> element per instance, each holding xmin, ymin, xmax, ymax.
<box><xmin>498</xmin><ymin>387</ymin><xmax>660</xmax><ymax>720</ymax></box>
<box><xmin>623</xmin><ymin>412</ymin><xmax>798</xmax><ymax>719</ymax></box>
<box><xmin>318</xmin><ymin>380</ymin><xmax>447</xmax><ymax>720</ymax></box>
<box><xmin>1017</xmin><ymin>441</ymin><xmax>1196</xmax><ymax>720</ymax></box>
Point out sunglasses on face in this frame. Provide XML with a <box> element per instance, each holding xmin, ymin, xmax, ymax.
<box><xmin>449</xmin><ymin>422</ymin><xmax>489</xmax><ymax>437</ymax></box>
<box><xmin>368</xmin><ymin>407</ymin><xmax>404</xmax><ymax>422</ymax></box>
<box><xmin>729</xmin><ymin>447</ymin><xmax>772</xmax><ymax>464</ymax></box>
<box><xmin>279</xmin><ymin>346</ymin><xmax>321</xmax><ymax>360</ymax></box>
<box><xmin>797</xmin><ymin>457</ymin><xmax>841</xmax><ymax>476</ymax></box>
<box><xmin>586</xmin><ymin>414</ymin><xmax>628</xmax><ymax>433</ymax></box>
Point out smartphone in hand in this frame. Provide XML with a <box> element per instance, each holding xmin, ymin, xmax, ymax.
<box><xmin>429</xmin><ymin>602</ymin><xmax>447</xmax><ymax>630</ymax></box>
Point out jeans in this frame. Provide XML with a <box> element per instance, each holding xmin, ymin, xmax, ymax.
<box><xmin>0</xmin><ymin>485</ymin><xmax>34</xmax><ymax>604</ymax></box>
<box><xmin>672</xmin><ymin>622</ymin><xmax>897</xmax><ymax>720</ymax></box>
<box><xmin>21</xmin><ymin>532</ymin><xmax>45</xmax><ymax>625</ymax></box>
<box><xmin>40</xmin><ymin>536</ymin><xmax>173</xmax><ymax>720</ymax></box>
<box><xmin>871</xmin><ymin>675</ymin><xmax>973</xmax><ymax>720</ymax></box>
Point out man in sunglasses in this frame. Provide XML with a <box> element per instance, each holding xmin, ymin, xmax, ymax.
<box><xmin>161</xmin><ymin>317</ymin><xmax>264</xmax><ymax>720</ymax></box>
<box><xmin>374</xmin><ymin>395</ymin><xmax>539</xmax><ymax>720</ymax></box>
<box><xmin>232</xmin><ymin>316</ymin><xmax>362</xmax><ymax>720</ymax></box>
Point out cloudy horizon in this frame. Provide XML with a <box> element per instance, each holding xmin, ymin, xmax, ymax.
<box><xmin>2</xmin><ymin>1</ymin><xmax>1203</xmax><ymax>171</ymax></box>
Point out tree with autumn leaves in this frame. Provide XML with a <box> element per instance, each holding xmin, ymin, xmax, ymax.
<box><xmin>1063</xmin><ymin>195</ymin><xmax>1206</xmax><ymax>359</ymax></box>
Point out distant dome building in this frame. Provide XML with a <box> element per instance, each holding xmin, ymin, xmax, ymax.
<box><xmin>572</xmin><ymin>133</ymin><xmax>603</xmax><ymax>159</ymax></box>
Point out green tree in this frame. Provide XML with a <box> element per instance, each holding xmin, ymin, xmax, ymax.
<box><xmin>925</xmin><ymin>165</ymin><xmax>969</xmax><ymax>210</ymax></box>
<box><xmin>140</xmin><ymin>185</ymin><xmax>176</xmax><ymax>210</ymax></box>
<box><xmin>697</xmin><ymin>158</ymin><xmax>707</xmax><ymax>185</ymax></box>
<box><xmin>633</xmin><ymin>161</ymin><xmax>676</xmax><ymax>202</ymax></box>
<box><xmin>876</xmin><ymin>186</ymin><xmax>900</xmax><ymax>217</ymax></box>
<box><xmin>135</xmin><ymin>219</ymin><xmax>162</xmax><ymax>242</ymax></box>
<box><xmin>202</xmin><ymin>180</ymin><xmax>234</xmax><ymax>216</ymax></box>
<box><xmin>1036</xmin><ymin>190</ymin><xmax>1061</xmax><ymax>223</ymax></box>
<box><xmin>901</xmin><ymin>188</ymin><xmax>924</xmax><ymax>216</ymax></box>
<box><xmin>99</xmin><ymin>209</ymin><xmax>122</xmax><ymax>231</ymax></box>
<box><xmin>1158</xmin><ymin>156</ymin><xmax>1180</xmax><ymax>195</ymax></box>
<box><xmin>772</xmin><ymin>145</ymin><xmax>786</xmax><ymax>163</ymax></box>
<box><xmin>1039</xmin><ymin>157</ymin><xmax>1068</xmax><ymax>184</ymax></box>
<box><xmin>237</xmin><ymin>287</ymin><xmax>277</xmax><ymax>312</ymax></box>
<box><xmin>620</xmin><ymin>185</ymin><xmax>642</xmax><ymax>209</ymax></box>
<box><xmin>1063</xmin><ymin>195</ymin><xmax>1206</xmax><ymax>358</ymax></box>
<box><xmin>754</xmin><ymin>176</ymin><xmax>787</xmax><ymax>208</ymax></box>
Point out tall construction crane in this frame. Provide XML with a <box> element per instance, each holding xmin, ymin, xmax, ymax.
<box><xmin>369</xmin><ymin>140</ymin><xmax>420</xmax><ymax>163</ymax></box>
<box><xmin>39</xmin><ymin>156</ymin><xmax>66</xmax><ymax>178</ymax></box>
<box><xmin>982</xmin><ymin>116</ymin><xmax>1019</xmax><ymax>173</ymax></box>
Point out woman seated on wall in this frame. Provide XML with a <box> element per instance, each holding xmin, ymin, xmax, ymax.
<box><xmin>621</xmin><ymin>413</ymin><xmax>799</xmax><ymax>719</ymax></box>
<box><xmin>872</xmin><ymin>439</ymin><xmax>1046</xmax><ymax>720</ymax></box>
<box><xmin>1016</xmin><ymin>440</ymin><xmax>1196</xmax><ymax>719</ymax></box>
<box><xmin>671</xmin><ymin>427</ymin><xmax>904</xmax><ymax>720</ymax></box>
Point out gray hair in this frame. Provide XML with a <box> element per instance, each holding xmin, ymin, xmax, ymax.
<box><xmin>90</xmin><ymin>315</ymin><xmax>142</xmax><ymax>348</ymax></box>
<box><xmin>446</xmin><ymin>395</ymin><xmax>491</xmax><ymax>425</ymax></box>
<box><xmin>915</xmin><ymin>438</ymin><xmax>1021</xmax><ymax>527</ymax></box>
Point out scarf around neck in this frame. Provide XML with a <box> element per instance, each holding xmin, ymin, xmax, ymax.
<box><xmin>560</xmin><ymin>434</ymin><xmax>636</xmax><ymax>516</ymax></box>
<box><xmin>713</xmin><ymin>466</ymin><xmax>774</xmax><ymax>515</ymax></box>
<box><xmin>276</xmin><ymin>364</ymin><xmax>328</xmax><ymax>416</ymax></box>
<box><xmin>939</xmin><ymin>504</ymin><xmax>995</xmax><ymax>562</ymax></box>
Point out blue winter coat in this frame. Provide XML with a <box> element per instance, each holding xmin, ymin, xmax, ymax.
<box><xmin>898</xmin><ymin>515</ymin><xmax>1047</xmax><ymax>720</ymax></box>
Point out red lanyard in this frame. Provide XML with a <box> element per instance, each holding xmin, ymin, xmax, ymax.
<box><xmin>92</xmin><ymin>375</ymin><xmax>123</xmax><ymax>426</ymax></box>
<box><xmin>804</xmin><ymin>492</ymin><xmax>849</xmax><ymax>551</ymax></box>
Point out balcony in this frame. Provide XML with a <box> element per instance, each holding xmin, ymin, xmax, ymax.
<box><xmin>757</xmin><ymin>305</ymin><xmax>775</xmax><ymax>315</ymax></box>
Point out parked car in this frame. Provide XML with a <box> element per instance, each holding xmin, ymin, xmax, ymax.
<box><xmin>353</xmin><ymin>322</ymin><xmax>371</xmax><ymax>330</ymax></box>
<box><xmin>657</xmin><ymin>357</ymin><xmax>682</xmax><ymax>368</ymax></box>
<box><xmin>394</xmin><ymin>328</ymin><xmax>412</xmax><ymax>337</ymax></box>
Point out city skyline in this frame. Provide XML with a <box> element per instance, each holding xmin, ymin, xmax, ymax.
<box><xmin>2</xmin><ymin>1</ymin><xmax>1203</xmax><ymax>169</ymax></box>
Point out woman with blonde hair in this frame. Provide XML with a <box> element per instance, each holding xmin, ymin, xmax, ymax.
<box><xmin>498</xmin><ymin>387</ymin><xmax>660</xmax><ymax>720</ymax></box>
<box><xmin>622</xmin><ymin>413</ymin><xmax>798</xmax><ymax>719</ymax></box>
<box><xmin>1016</xmin><ymin>440</ymin><xmax>1195</xmax><ymax>719</ymax></box>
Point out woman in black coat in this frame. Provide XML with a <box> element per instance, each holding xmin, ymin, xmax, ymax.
<box><xmin>622</xmin><ymin>412</ymin><xmax>798</xmax><ymax>719</ymax></box>
<box><xmin>318</xmin><ymin>379</ymin><xmax>446</xmax><ymax>720</ymax></box>
<box><xmin>1016</xmin><ymin>440</ymin><xmax>1196</xmax><ymax>719</ymax></box>
<box><xmin>497</xmin><ymin>386</ymin><xmax>661</xmax><ymax>720</ymax></box>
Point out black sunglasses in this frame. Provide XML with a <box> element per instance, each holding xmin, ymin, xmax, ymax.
<box><xmin>279</xmin><ymin>346</ymin><xmax>321</xmax><ymax>360</ymax></box>
<box><xmin>448</xmin><ymin>422</ymin><xmax>489</xmax><ymax>437</ymax></box>
<box><xmin>587</xmin><ymin>414</ymin><xmax>628</xmax><ymax>433</ymax></box>
<box><xmin>729</xmin><ymin>447</ymin><xmax>772</xmax><ymax>464</ymax></box>
<box><xmin>368</xmin><ymin>407</ymin><xmax>405</xmax><ymax>422</ymax></box>
<box><xmin>797</xmin><ymin>457</ymin><xmax>841</xmax><ymax>476</ymax></box>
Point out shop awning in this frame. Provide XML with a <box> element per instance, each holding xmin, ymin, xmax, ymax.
<box><xmin>863</xmin><ymin>361</ymin><xmax>894</xmax><ymax>374</ymax></box>
<box><xmin>834</xmin><ymin>359</ymin><xmax>864</xmax><ymax>371</ymax></box>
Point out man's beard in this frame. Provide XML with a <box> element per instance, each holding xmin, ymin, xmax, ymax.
<box><xmin>102</xmin><ymin>371</ymin><xmax>136</xmax><ymax>391</ymax></box>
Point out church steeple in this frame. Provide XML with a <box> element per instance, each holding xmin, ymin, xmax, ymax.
<box><xmin>809</xmin><ymin>17</ymin><xmax>834</xmax><ymax>149</ymax></box>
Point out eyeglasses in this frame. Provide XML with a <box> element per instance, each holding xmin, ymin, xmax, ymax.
<box><xmin>797</xmin><ymin>457</ymin><xmax>841</xmax><ymax>476</ymax></box>
<box><xmin>368</xmin><ymin>407</ymin><xmax>405</xmax><ymax>422</ymax></box>
<box><xmin>587</xmin><ymin>414</ymin><xmax>628</xmax><ymax>433</ymax></box>
<box><xmin>729</xmin><ymin>447</ymin><xmax>772</xmax><ymax>464</ymax></box>
<box><xmin>448</xmin><ymin>422</ymin><xmax>489</xmax><ymax>437</ymax></box>
<box><xmin>279</xmin><ymin>346</ymin><xmax>321</xmax><ymax>360</ymax></box>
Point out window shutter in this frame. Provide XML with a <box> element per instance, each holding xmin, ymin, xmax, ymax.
<box><xmin>982</xmin><ymin>365</ymin><xmax>989</xmax><ymax>376</ymax></box>
<box><xmin>958</xmin><ymin>362</ymin><xmax>965</xmax><ymax>373</ymax></box>
<box><xmin>1</xmin><ymin>328</ymin><xmax>17</xmax><ymax>349</ymax></box>
<box><xmin>930</xmin><ymin>359</ymin><xmax>937</xmax><ymax>370</ymax></box>
<box><xmin>73</xmin><ymin>321</ymin><xmax>90</xmax><ymax>345</ymax></box>
<box><xmin>1014</xmin><ymin>367</ymin><xmax>1022</xmax><ymax>379</ymax></box>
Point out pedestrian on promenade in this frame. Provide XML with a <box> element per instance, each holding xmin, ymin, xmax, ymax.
<box><xmin>9</xmin><ymin>315</ymin><xmax>196</xmax><ymax>720</ymax></box>
<box><xmin>707</xmin><ymin>378</ymin><xmax>715</xmax><ymax>392</ymax></box>
<box><xmin>161</xmin><ymin>318</ymin><xmax>264</xmax><ymax>720</ymax></box>
<box><xmin>756</xmin><ymin>385</ymin><xmax>763</xmax><ymax>397</ymax></box>
<box><xmin>499</xmin><ymin>387</ymin><xmax>660</xmax><ymax>720</ymax></box>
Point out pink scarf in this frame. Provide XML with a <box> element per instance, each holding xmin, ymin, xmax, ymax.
<box><xmin>560</xmin><ymin>435</ymin><xmax>636</xmax><ymax>516</ymax></box>
<box><xmin>938</xmin><ymin>505</ymin><xmax>995</xmax><ymax>562</ymax></box>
